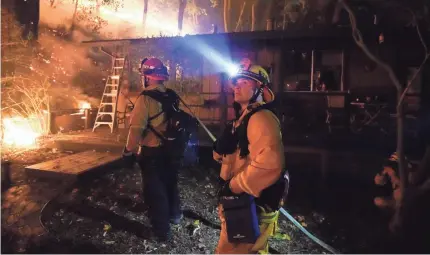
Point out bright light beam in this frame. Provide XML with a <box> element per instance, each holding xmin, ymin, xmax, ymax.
<box><xmin>185</xmin><ymin>37</ymin><xmax>238</xmax><ymax>76</ymax></box>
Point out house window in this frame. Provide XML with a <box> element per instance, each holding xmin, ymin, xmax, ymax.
<box><xmin>167</xmin><ymin>55</ymin><xmax>203</xmax><ymax>93</ymax></box>
<box><xmin>283</xmin><ymin>50</ymin><xmax>344</xmax><ymax>92</ymax></box>
<box><xmin>313</xmin><ymin>50</ymin><xmax>343</xmax><ymax>92</ymax></box>
<box><xmin>283</xmin><ymin>50</ymin><xmax>313</xmax><ymax>91</ymax></box>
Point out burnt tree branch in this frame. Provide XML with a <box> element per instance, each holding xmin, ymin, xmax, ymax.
<box><xmin>339</xmin><ymin>0</ymin><xmax>406</xmax><ymax>195</ymax></box>
<box><xmin>340</xmin><ymin>0</ymin><xmax>430</xmax><ymax>234</ymax></box>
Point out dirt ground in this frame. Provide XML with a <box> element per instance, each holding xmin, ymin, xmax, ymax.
<box><xmin>1</xmin><ymin>145</ymin><xmax>324</xmax><ymax>254</ymax></box>
<box><xmin>2</xmin><ymin>143</ymin><xmax>429</xmax><ymax>254</ymax></box>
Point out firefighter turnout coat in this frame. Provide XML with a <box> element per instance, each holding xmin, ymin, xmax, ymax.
<box><xmin>125</xmin><ymin>84</ymin><xmax>168</xmax><ymax>152</ymax></box>
<box><xmin>213</xmin><ymin>92</ymin><xmax>285</xmax><ymax>254</ymax></box>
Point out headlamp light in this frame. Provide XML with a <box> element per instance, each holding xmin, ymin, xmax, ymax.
<box><xmin>227</xmin><ymin>64</ymin><xmax>240</xmax><ymax>77</ymax></box>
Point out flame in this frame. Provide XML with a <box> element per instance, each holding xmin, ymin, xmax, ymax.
<box><xmin>72</xmin><ymin>100</ymin><xmax>91</xmax><ymax>119</ymax></box>
<box><xmin>78</xmin><ymin>101</ymin><xmax>91</xmax><ymax>113</ymax></box>
<box><xmin>1</xmin><ymin>116</ymin><xmax>43</xmax><ymax>148</ymax></box>
<box><xmin>78</xmin><ymin>0</ymin><xmax>195</xmax><ymax>36</ymax></box>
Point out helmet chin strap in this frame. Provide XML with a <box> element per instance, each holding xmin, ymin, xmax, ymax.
<box><xmin>248</xmin><ymin>85</ymin><xmax>264</xmax><ymax>106</ymax></box>
<box><xmin>233</xmin><ymin>87</ymin><xmax>264</xmax><ymax>120</ymax></box>
<box><xmin>233</xmin><ymin>83</ymin><xmax>266</xmax><ymax>119</ymax></box>
<box><xmin>141</xmin><ymin>76</ymin><xmax>149</xmax><ymax>88</ymax></box>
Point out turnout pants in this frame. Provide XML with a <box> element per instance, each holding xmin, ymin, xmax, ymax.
<box><xmin>137</xmin><ymin>146</ymin><xmax>181</xmax><ymax>238</ymax></box>
<box><xmin>216</xmin><ymin>205</ymin><xmax>280</xmax><ymax>254</ymax></box>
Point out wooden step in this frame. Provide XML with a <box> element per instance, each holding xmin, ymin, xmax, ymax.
<box><xmin>25</xmin><ymin>151</ymin><xmax>122</xmax><ymax>180</ymax></box>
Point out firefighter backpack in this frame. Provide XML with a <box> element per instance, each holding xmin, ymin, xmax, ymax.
<box><xmin>141</xmin><ymin>88</ymin><xmax>198</xmax><ymax>156</ymax></box>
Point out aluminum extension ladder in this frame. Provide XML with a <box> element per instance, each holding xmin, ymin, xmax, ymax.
<box><xmin>92</xmin><ymin>56</ymin><xmax>127</xmax><ymax>133</ymax></box>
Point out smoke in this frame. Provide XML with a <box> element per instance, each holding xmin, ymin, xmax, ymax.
<box><xmin>32</xmin><ymin>27</ymin><xmax>108</xmax><ymax>110</ymax></box>
<box><xmin>4</xmin><ymin>0</ymin><xmax>207</xmax><ymax>113</ymax></box>
<box><xmin>33</xmin><ymin>0</ymin><xmax>202</xmax><ymax>109</ymax></box>
<box><xmin>1</xmin><ymin>4</ymin><xmax>107</xmax><ymax>113</ymax></box>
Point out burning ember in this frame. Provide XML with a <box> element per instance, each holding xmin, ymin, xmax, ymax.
<box><xmin>71</xmin><ymin>100</ymin><xmax>92</xmax><ymax>119</ymax></box>
<box><xmin>78</xmin><ymin>101</ymin><xmax>91</xmax><ymax>114</ymax></box>
<box><xmin>1</xmin><ymin>115</ymin><xmax>43</xmax><ymax>147</ymax></box>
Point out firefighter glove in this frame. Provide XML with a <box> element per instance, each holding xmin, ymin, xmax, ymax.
<box><xmin>122</xmin><ymin>148</ymin><xmax>136</xmax><ymax>169</ymax></box>
<box><xmin>213</xmin><ymin>122</ymin><xmax>238</xmax><ymax>155</ymax></box>
<box><xmin>218</xmin><ymin>180</ymin><xmax>237</xmax><ymax>199</ymax></box>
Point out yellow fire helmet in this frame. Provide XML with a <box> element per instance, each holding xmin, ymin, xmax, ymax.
<box><xmin>230</xmin><ymin>58</ymin><xmax>270</xmax><ymax>85</ymax></box>
<box><xmin>230</xmin><ymin>58</ymin><xmax>274</xmax><ymax>103</ymax></box>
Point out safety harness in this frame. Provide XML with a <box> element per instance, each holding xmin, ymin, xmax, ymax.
<box><xmin>216</xmin><ymin>101</ymin><xmax>288</xmax><ymax>253</ymax></box>
<box><xmin>235</xmin><ymin>101</ymin><xmax>278</xmax><ymax>158</ymax></box>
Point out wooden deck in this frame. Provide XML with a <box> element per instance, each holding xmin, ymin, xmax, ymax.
<box><xmin>25</xmin><ymin>150</ymin><xmax>122</xmax><ymax>180</ymax></box>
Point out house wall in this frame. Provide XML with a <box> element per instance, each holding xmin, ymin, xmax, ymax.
<box><xmin>346</xmin><ymin>49</ymin><xmax>395</xmax><ymax>94</ymax></box>
<box><xmin>113</xmin><ymin>37</ymin><xmax>420</xmax><ymax>133</ymax></box>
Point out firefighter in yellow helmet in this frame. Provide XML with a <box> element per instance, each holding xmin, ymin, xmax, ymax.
<box><xmin>213</xmin><ymin>59</ymin><xmax>289</xmax><ymax>254</ymax></box>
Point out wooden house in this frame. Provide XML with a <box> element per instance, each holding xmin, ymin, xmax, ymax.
<box><xmin>82</xmin><ymin>25</ymin><xmax>429</xmax><ymax>145</ymax></box>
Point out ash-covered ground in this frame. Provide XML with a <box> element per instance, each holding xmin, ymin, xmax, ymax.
<box><xmin>40</xmin><ymin>165</ymin><xmax>325</xmax><ymax>254</ymax></box>
<box><xmin>2</xmin><ymin>146</ymin><xmax>326</xmax><ymax>254</ymax></box>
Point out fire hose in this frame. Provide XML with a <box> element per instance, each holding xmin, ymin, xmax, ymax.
<box><xmin>178</xmin><ymin>96</ymin><xmax>340</xmax><ymax>254</ymax></box>
<box><xmin>120</xmin><ymin>91</ymin><xmax>217</xmax><ymax>142</ymax></box>
<box><xmin>39</xmin><ymin>93</ymin><xmax>338</xmax><ymax>254</ymax></box>
<box><xmin>177</xmin><ymin>96</ymin><xmax>217</xmax><ymax>142</ymax></box>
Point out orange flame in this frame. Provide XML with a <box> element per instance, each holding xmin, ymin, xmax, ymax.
<box><xmin>1</xmin><ymin>115</ymin><xmax>43</xmax><ymax>147</ymax></box>
<box><xmin>78</xmin><ymin>101</ymin><xmax>91</xmax><ymax>114</ymax></box>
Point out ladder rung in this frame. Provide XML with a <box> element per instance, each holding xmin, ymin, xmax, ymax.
<box><xmin>110</xmin><ymin>75</ymin><xmax>120</xmax><ymax>79</ymax></box>
<box><xmin>113</xmin><ymin>66</ymin><xmax>123</xmax><ymax>69</ymax></box>
<box><xmin>98</xmin><ymin>112</ymin><xmax>114</xmax><ymax>115</ymax></box>
<box><xmin>100</xmin><ymin>103</ymin><xmax>115</xmax><ymax>105</ymax></box>
<box><xmin>106</xmin><ymin>84</ymin><xmax>118</xmax><ymax>86</ymax></box>
<box><xmin>94</xmin><ymin>121</ymin><xmax>114</xmax><ymax>124</ymax></box>
<box><xmin>115</xmin><ymin>58</ymin><xmax>125</xmax><ymax>61</ymax></box>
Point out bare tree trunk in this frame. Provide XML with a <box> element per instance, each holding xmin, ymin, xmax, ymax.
<box><xmin>251</xmin><ymin>0</ymin><xmax>257</xmax><ymax>31</ymax></box>
<box><xmin>143</xmin><ymin>0</ymin><xmax>149</xmax><ymax>33</ymax></box>
<box><xmin>331</xmin><ymin>0</ymin><xmax>343</xmax><ymax>24</ymax></box>
<box><xmin>396</xmin><ymin>90</ymin><xmax>407</xmax><ymax>197</ymax></box>
<box><xmin>340</xmin><ymin>0</ymin><xmax>430</xmax><ymax>233</ymax></box>
<box><xmin>95</xmin><ymin>0</ymin><xmax>100</xmax><ymax>15</ymax></box>
<box><xmin>265</xmin><ymin>0</ymin><xmax>274</xmax><ymax>28</ymax></box>
<box><xmin>224</xmin><ymin>0</ymin><xmax>230</xmax><ymax>32</ymax></box>
<box><xmin>46</xmin><ymin>96</ymin><xmax>51</xmax><ymax>134</ymax></box>
<box><xmin>70</xmin><ymin>0</ymin><xmax>79</xmax><ymax>34</ymax></box>
<box><xmin>282</xmin><ymin>0</ymin><xmax>287</xmax><ymax>30</ymax></box>
<box><xmin>235</xmin><ymin>1</ymin><xmax>246</xmax><ymax>32</ymax></box>
<box><xmin>178</xmin><ymin>0</ymin><xmax>187</xmax><ymax>34</ymax></box>
<box><xmin>192</xmin><ymin>0</ymin><xmax>198</xmax><ymax>26</ymax></box>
